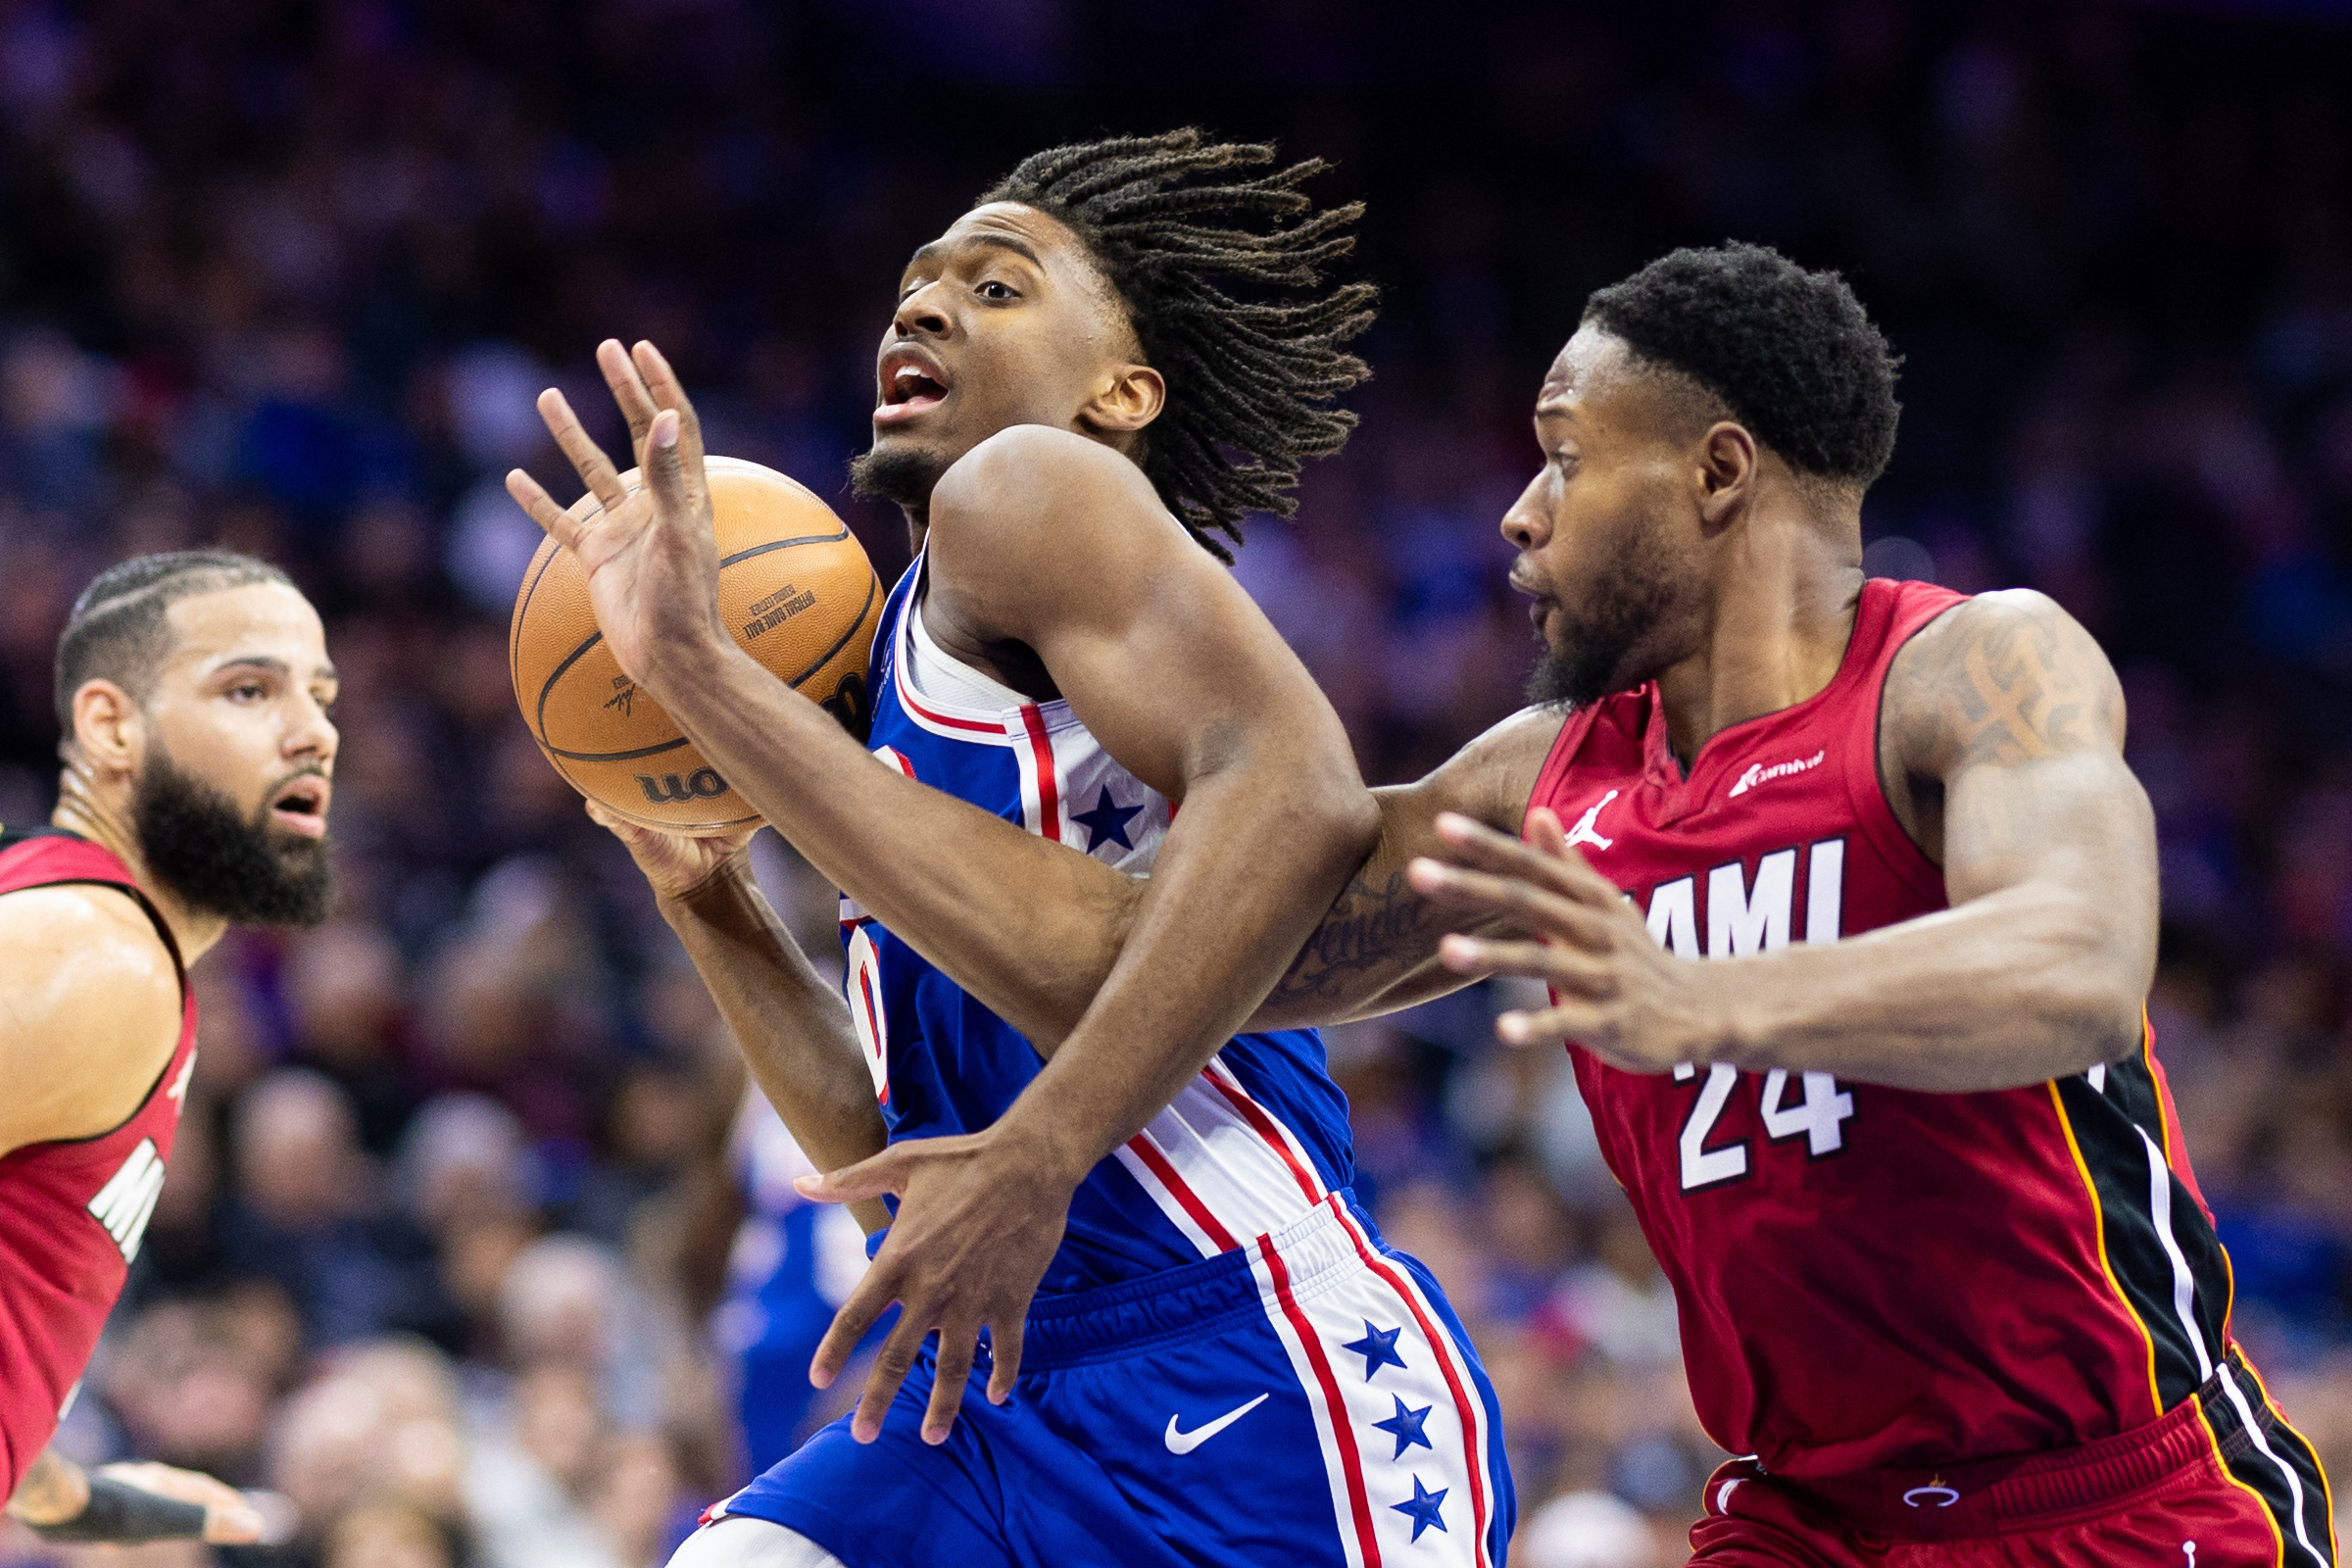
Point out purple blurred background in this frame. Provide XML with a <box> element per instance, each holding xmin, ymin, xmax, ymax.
<box><xmin>2</xmin><ymin>2</ymin><xmax>2350</xmax><ymax>1564</ymax></box>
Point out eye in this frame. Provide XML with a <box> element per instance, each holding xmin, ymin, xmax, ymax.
<box><xmin>975</xmin><ymin>279</ymin><xmax>1017</xmax><ymax>301</ymax></box>
<box><xmin>228</xmin><ymin>682</ymin><xmax>266</xmax><ymax>702</ymax></box>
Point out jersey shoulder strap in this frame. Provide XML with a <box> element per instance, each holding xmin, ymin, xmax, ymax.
<box><xmin>0</xmin><ymin>826</ymin><xmax>187</xmax><ymax>994</ymax></box>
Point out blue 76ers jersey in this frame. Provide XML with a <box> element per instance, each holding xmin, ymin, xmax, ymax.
<box><xmin>842</xmin><ymin>558</ymin><xmax>1357</xmax><ymax>1297</ymax></box>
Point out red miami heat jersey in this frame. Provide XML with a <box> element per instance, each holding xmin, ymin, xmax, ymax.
<box><xmin>0</xmin><ymin>826</ymin><xmax>198</xmax><ymax>1495</ymax></box>
<box><xmin>1529</xmin><ymin>579</ymin><xmax>2245</xmax><ymax>1481</ymax></box>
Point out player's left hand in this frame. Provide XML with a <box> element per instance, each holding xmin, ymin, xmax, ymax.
<box><xmin>1406</xmin><ymin>808</ymin><xmax>1730</xmax><ymax>1073</ymax></box>
<box><xmin>796</xmin><ymin>1129</ymin><xmax>1074</xmax><ymax>1447</ymax></box>
<box><xmin>507</xmin><ymin>338</ymin><xmax>728</xmax><ymax>696</ymax></box>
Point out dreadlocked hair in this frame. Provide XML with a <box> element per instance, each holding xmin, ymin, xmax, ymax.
<box><xmin>982</xmin><ymin>128</ymin><xmax>1376</xmax><ymax>559</ymax></box>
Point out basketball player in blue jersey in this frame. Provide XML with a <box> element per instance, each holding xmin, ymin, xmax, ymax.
<box><xmin>510</xmin><ymin>131</ymin><xmax>1513</xmax><ymax>1568</ymax></box>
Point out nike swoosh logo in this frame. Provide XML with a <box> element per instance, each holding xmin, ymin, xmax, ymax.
<box><xmin>1164</xmin><ymin>1393</ymin><xmax>1271</xmax><ymax>1454</ymax></box>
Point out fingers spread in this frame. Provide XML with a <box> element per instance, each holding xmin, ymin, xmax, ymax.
<box><xmin>809</xmin><ymin>1266</ymin><xmax>896</xmax><ymax>1391</ymax></box>
<box><xmin>985</xmin><ymin>1315</ymin><xmax>1024</xmax><ymax>1405</ymax></box>
<box><xmin>598</xmin><ymin>338</ymin><xmax>662</xmax><ymax>442</ymax></box>
<box><xmin>923</xmin><ymin>1328</ymin><xmax>976</xmax><ymax>1445</ymax></box>
<box><xmin>507</xmin><ymin>470</ymin><xmax>582</xmax><ymax>549</ymax></box>
<box><xmin>1438</xmin><ymin>935</ymin><xmax>1617</xmax><ymax>995</ymax></box>
<box><xmin>1407</xmin><ymin>858</ymin><xmax>1612</xmax><ymax>947</ymax></box>
<box><xmin>631</xmin><ymin>341</ymin><xmax>710</xmax><ymax>508</ymax></box>
<box><xmin>1435</xmin><ymin>811</ymin><xmax>1620</xmax><ymax>906</ymax></box>
<box><xmin>537</xmin><ymin>388</ymin><xmax>629</xmax><ymax>509</ymax></box>
<box><xmin>795</xmin><ymin>1146</ymin><xmax>912</xmax><ymax>1204</ymax></box>
<box><xmin>1495</xmin><ymin>1002</ymin><xmax>1599</xmax><ymax>1049</ymax></box>
<box><xmin>854</xmin><ymin>1315</ymin><xmax>930</xmax><ymax>1444</ymax></box>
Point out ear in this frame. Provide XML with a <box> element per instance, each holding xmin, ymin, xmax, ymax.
<box><xmin>70</xmin><ymin>679</ymin><xmax>144</xmax><ymax>777</ymax></box>
<box><xmin>1694</xmin><ymin>420</ymin><xmax>1760</xmax><ymax>531</ymax></box>
<box><xmin>1078</xmin><ymin>363</ymin><xmax>1165</xmax><ymax>436</ymax></box>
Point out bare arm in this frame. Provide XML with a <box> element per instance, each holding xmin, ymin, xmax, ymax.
<box><xmin>589</xmin><ymin>808</ymin><xmax>891</xmax><ymax>1233</ymax></box>
<box><xmin>1248</xmin><ymin>707</ymin><xmax>1561</xmax><ymax>1029</ymax></box>
<box><xmin>1420</xmin><ymin>591</ymin><xmax>2157</xmax><ymax>1092</ymax></box>
<box><xmin>0</xmin><ymin>888</ymin><xmax>181</xmax><ymax>1158</ymax></box>
<box><xmin>9</xmin><ymin>1449</ymin><xmax>264</xmax><ymax>1544</ymax></box>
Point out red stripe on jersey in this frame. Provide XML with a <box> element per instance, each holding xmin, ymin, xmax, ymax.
<box><xmin>1201</xmin><ymin>1066</ymin><xmax>1323</xmax><ymax>1203</ymax></box>
<box><xmin>897</xmin><ymin>687</ymin><xmax>1006</xmax><ymax>734</ymax></box>
<box><xmin>1261</xmin><ymin>1230</ymin><xmax>1382</xmax><ymax>1568</ymax></box>
<box><xmin>1018</xmin><ymin>704</ymin><xmax>1061</xmax><ymax>842</ymax></box>
<box><xmin>855</xmin><ymin>966</ymin><xmax>889</xmax><ymax>1107</ymax></box>
<box><xmin>1123</xmin><ymin>1135</ymin><xmax>1238</xmax><ymax>1252</ymax></box>
<box><xmin>1333</xmin><ymin>1199</ymin><xmax>1493</xmax><ymax>1566</ymax></box>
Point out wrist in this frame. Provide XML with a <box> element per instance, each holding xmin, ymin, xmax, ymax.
<box><xmin>1690</xmin><ymin>960</ymin><xmax>1762</xmax><ymax>1070</ymax></box>
<box><xmin>666</xmin><ymin>849</ymin><xmax>755</xmax><ymax>909</ymax></box>
<box><xmin>638</xmin><ymin>622</ymin><xmax>740</xmax><ymax>709</ymax></box>
<box><xmin>986</xmin><ymin>1102</ymin><xmax>1100</xmax><ymax>1190</ymax></box>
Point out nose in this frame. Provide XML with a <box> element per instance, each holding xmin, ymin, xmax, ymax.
<box><xmin>891</xmin><ymin>279</ymin><xmax>953</xmax><ymax>340</ymax></box>
<box><xmin>1500</xmin><ymin>468</ymin><xmax>1549</xmax><ymax>553</ymax></box>
<box><xmin>290</xmin><ymin>694</ymin><xmax>338</xmax><ymax>768</ymax></box>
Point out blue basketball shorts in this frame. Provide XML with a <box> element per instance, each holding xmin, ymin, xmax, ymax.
<box><xmin>707</xmin><ymin>1193</ymin><xmax>1514</xmax><ymax>1568</ymax></box>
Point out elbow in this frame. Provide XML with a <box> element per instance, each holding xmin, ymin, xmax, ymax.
<box><xmin>2048</xmin><ymin>890</ymin><xmax>2151</xmax><ymax>1068</ymax></box>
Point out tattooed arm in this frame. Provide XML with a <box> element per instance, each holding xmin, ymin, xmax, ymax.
<box><xmin>1247</xmin><ymin>707</ymin><xmax>1562</xmax><ymax>1029</ymax></box>
<box><xmin>923</xmin><ymin>703</ymin><xmax>1562</xmax><ymax>1054</ymax></box>
<box><xmin>960</xmin><ymin>705</ymin><xmax>1560</xmax><ymax>1052</ymax></box>
<box><xmin>1418</xmin><ymin>591</ymin><xmax>2158</xmax><ymax>1091</ymax></box>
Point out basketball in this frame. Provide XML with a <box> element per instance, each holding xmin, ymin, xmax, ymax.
<box><xmin>510</xmin><ymin>456</ymin><xmax>882</xmax><ymax>833</ymax></box>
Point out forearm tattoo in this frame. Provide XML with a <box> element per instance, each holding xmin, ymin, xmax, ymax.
<box><xmin>1268</xmin><ymin>870</ymin><xmax>1446</xmax><ymax>1010</ymax></box>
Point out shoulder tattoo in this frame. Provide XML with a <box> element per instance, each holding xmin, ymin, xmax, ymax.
<box><xmin>1913</xmin><ymin>596</ymin><xmax>2123</xmax><ymax>770</ymax></box>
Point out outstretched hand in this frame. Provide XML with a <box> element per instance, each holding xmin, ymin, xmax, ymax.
<box><xmin>795</xmin><ymin>1130</ymin><xmax>1077</xmax><ymax>1446</ymax></box>
<box><xmin>506</xmin><ymin>339</ymin><xmax>727</xmax><ymax>694</ymax></box>
<box><xmin>1405</xmin><ymin>808</ymin><xmax>1730</xmax><ymax>1072</ymax></box>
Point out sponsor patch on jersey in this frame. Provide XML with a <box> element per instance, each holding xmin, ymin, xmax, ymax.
<box><xmin>1727</xmin><ymin>749</ymin><xmax>1826</xmax><ymax>799</ymax></box>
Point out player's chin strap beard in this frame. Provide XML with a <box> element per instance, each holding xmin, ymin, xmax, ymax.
<box><xmin>131</xmin><ymin>748</ymin><xmax>335</xmax><ymax>928</ymax></box>
<box><xmin>849</xmin><ymin>443</ymin><xmax>949</xmax><ymax>521</ymax></box>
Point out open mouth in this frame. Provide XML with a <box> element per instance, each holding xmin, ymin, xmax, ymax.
<box><xmin>874</xmin><ymin>348</ymin><xmax>950</xmax><ymax>423</ymax></box>
<box><xmin>269</xmin><ymin>775</ymin><xmax>331</xmax><ymax>838</ymax></box>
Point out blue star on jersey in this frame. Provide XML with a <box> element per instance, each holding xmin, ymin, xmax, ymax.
<box><xmin>1392</xmin><ymin>1475</ymin><xmax>1448</xmax><ymax>1542</ymax></box>
<box><xmin>1342</xmin><ymin>1321</ymin><xmax>1406</xmax><ymax>1380</ymax></box>
<box><xmin>1372</xmin><ymin>1395</ymin><xmax>1434</xmax><ymax>1459</ymax></box>
<box><xmin>1070</xmin><ymin>786</ymin><xmax>1144</xmax><ymax>854</ymax></box>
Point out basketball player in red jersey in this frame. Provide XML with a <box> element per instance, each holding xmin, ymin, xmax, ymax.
<box><xmin>2</xmin><ymin>549</ymin><xmax>337</xmax><ymax>1544</ymax></box>
<box><xmin>723</xmin><ymin>244</ymin><xmax>2334</xmax><ymax>1561</ymax></box>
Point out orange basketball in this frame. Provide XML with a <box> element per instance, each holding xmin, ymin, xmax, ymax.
<box><xmin>510</xmin><ymin>456</ymin><xmax>882</xmax><ymax>833</ymax></box>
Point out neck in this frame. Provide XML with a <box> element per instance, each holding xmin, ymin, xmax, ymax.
<box><xmin>49</xmin><ymin>766</ymin><xmax>228</xmax><ymax>963</ymax></box>
<box><xmin>1653</xmin><ymin>509</ymin><xmax>1866</xmax><ymax>770</ymax></box>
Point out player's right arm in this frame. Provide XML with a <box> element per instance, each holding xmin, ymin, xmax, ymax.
<box><xmin>0</xmin><ymin>887</ymin><xmax>181</xmax><ymax>1158</ymax></box>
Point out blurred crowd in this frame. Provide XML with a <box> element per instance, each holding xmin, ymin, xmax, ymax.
<box><xmin>2</xmin><ymin>1</ymin><xmax>2350</xmax><ymax>1563</ymax></box>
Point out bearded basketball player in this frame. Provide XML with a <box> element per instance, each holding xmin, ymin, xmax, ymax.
<box><xmin>2</xmin><ymin>550</ymin><xmax>336</xmax><ymax>1544</ymax></box>
<box><xmin>775</xmin><ymin>243</ymin><xmax>2334</xmax><ymax>1564</ymax></box>
<box><xmin>512</xmin><ymin>132</ymin><xmax>1513</xmax><ymax>1568</ymax></box>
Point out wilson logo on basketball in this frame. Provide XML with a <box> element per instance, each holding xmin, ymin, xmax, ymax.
<box><xmin>636</xmin><ymin>768</ymin><xmax>728</xmax><ymax>804</ymax></box>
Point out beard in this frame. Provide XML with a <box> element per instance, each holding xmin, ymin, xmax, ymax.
<box><xmin>133</xmin><ymin>746</ymin><xmax>335</xmax><ymax>928</ymax></box>
<box><xmin>1526</xmin><ymin>529</ymin><xmax>1681</xmax><ymax>710</ymax></box>
<box><xmin>849</xmin><ymin>441</ymin><xmax>949</xmax><ymax>513</ymax></box>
